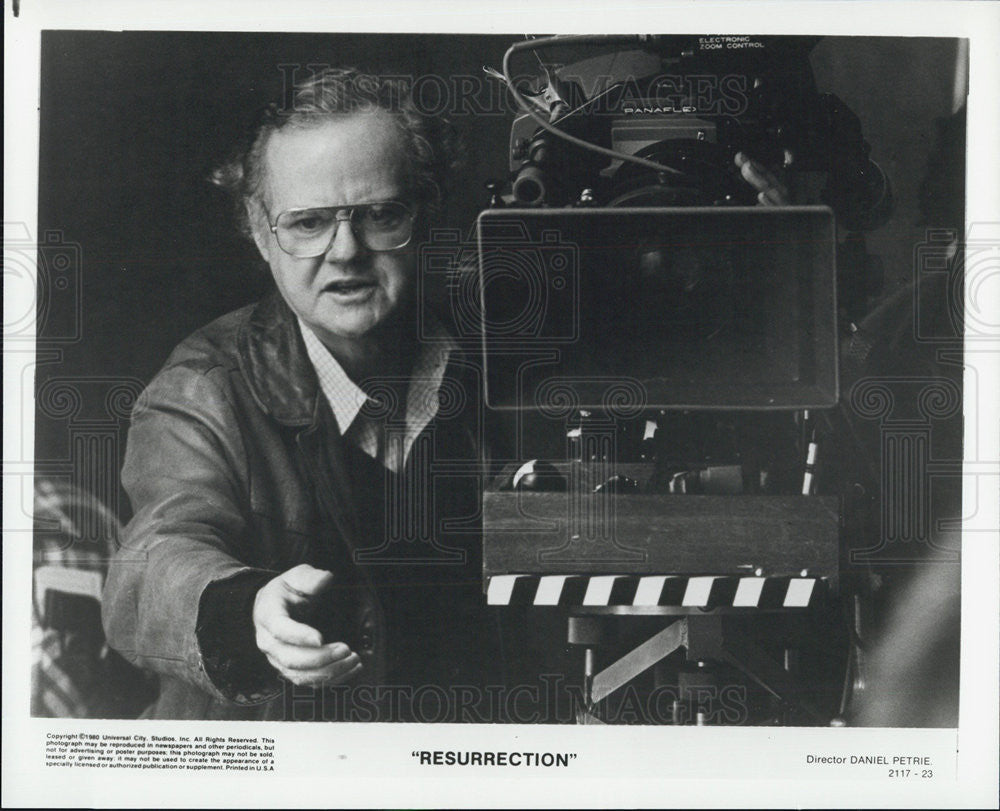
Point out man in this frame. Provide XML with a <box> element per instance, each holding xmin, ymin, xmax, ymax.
<box><xmin>103</xmin><ymin>68</ymin><xmax>497</xmax><ymax>721</ymax></box>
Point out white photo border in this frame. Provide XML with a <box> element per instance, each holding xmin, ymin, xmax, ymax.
<box><xmin>4</xmin><ymin>1</ymin><xmax>998</xmax><ymax>808</ymax></box>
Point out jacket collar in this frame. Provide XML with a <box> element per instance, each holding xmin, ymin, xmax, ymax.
<box><xmin>235</xmin><ymin>289</ymin><xmax>466</xmax><ymax>431</ymax></box>
<box><xmin>236</xmin><ymin>292</ymin><xmax>364</xmax><ymax>556</ymax></box>
<box><xmin>236</xmin><ymin>290</ymin><xmax>320</xmax><ymax>427</ymax></box>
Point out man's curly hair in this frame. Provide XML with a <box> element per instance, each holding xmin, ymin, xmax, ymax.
<box><xmin>210</xmin><ymin>67</ymin><xmax>461</xmax><ymax>239</ymax></box>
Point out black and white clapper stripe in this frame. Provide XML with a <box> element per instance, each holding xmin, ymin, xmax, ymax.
<box><xmin>486</xmin><ymin>574</ymin><xmax>821</xmax><ymax>609</ymax></box>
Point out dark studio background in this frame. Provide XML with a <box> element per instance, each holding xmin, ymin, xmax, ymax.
<box><xmin>32</xmin><ymin>32</ymin><xmax>966</xmax><ymax>722</ymax></box>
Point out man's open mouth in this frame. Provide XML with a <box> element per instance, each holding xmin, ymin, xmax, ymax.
<box><xmin>324</xmin><ymin>279</ymin><xmax>377</xmax><ymax>294</ymax></box>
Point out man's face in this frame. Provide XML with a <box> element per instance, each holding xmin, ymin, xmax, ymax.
<box><xmin>251</xmin><ymin>110</ymin><xmax>417</xmax><ymax>349</ymax></box>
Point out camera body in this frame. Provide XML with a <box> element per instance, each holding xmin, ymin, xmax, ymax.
<box><xmin>505</xmin><ymin>36</ymin><xmax>890</xmax><ymax>233</ymax></box>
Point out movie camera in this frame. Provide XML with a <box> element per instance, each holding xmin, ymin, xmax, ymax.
<box><xmin>475</xmin><ymin>35</ymin><xmax>892</xmax><ymax>725</ymax></box>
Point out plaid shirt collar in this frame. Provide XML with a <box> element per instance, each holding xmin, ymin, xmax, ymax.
<box><xmin>296</xmin><ymin>316</ymin><xmax>457</xmax><ymax>468</ymax></box>
<box><xmin>297</xmin><ymin>317</ymin><xmax>369</xmax><ymax>435</ymax></box>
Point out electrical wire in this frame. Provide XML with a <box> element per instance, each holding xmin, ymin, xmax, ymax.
<box><xmin>502</xmin><ymin>35</ymin><xmax>688</xmax><ymax>179</ymax></box>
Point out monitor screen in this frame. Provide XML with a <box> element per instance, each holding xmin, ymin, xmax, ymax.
<box><xmin>478</xmin><ymin>206</ymin><xmax>838</xmax><ymax>411</ymax></box>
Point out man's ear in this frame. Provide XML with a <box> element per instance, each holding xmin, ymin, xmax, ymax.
<box><xmin>246</xmin><ymin>198</ymin><xmax>272</xmax><ymax>263</ymax></box>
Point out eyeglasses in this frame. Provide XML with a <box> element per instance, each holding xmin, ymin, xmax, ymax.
<box><xmin>267</xmin><ymin>200</ymin><xmax>416</xmax><ymax>257</ymax></box>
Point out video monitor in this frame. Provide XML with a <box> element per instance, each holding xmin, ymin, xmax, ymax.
<box><xmin>478</xmin><ymin>206</ymin><xmax>838</xmax><ymax>411</ymax></box>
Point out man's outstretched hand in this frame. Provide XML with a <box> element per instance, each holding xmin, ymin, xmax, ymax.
<box><xmin>735</xmin><ymin>151</ymin><xmax>791</xmax><ymax>206</ymax></box>
<box><xmin>252</xmin><ymin>564</ymin><xmax>363</xmax><ymax>687</ymax></box>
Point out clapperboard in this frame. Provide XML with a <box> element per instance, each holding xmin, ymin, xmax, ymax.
<box><xmin>483</xmin><ymin>492</ymin><xmax>839</xmax><ymax>611</ymax></box>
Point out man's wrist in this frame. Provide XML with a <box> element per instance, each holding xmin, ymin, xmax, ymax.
<box><xmin>197</xmin><ymin>569</ymin><xmax>280</xmax><ymax>703</ymax></box>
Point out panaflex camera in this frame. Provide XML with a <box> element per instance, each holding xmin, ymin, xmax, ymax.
<box><xmin>502</xmin><ymin>35</ymin><xmax>890</xmax><ymax>228</ymax></box>
<box><xmin>476</xmin><ymin>36</ymin><xmax>892</xmax><ymax>725</ymax></box>
<box><xmin>496</xmin><ymin>34</ymin><xmax>891</xmax><ymax>325</ymax></box>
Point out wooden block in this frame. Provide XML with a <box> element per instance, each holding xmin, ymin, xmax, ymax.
<box><xmin>483</xmin><ymin>493</ymin><xmax>840</xmax><ymax>582</ymax></box>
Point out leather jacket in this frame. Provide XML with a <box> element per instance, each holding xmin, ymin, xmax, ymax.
<box><xmin>102</xmin><ymin>291</ymin><xmax>488</xmax><ymax>720</ymax></box>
